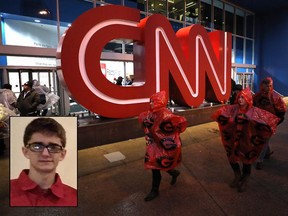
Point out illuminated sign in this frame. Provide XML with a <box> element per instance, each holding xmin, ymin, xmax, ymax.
<box><xmin>57</xmin><ymin>5</ymin><xmax>232</xmax><ymax>118</ymax></box>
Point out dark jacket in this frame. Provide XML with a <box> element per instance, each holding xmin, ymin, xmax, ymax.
<box><xmin>17</xmin><ymin>89</ymin><xmax>40</xmax><ymax>115</ymax></box>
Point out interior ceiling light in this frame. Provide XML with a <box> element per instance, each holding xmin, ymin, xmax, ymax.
<box><xmin>38</xmin><ymin>9</ymin><xmax>50</xmax><ymax>15</ymax></box>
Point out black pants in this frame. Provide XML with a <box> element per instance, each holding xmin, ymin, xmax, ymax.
<box><xmin>150</xmin><ymin>169</ymin><xmax>178</xmax><ymax>191</ymax></box>
<box><xmin>230</xmin><ymin>162</ymin><xmax>251</xmax><ymax>176</ymax></box>
<box><xmin>151</xmin><ymin>169</ymin><xmax>162</xmax><ymax>191</ymax></box>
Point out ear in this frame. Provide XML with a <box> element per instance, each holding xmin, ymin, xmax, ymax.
<box><xmin>22</xmin><ymin>146</ymin><xmax>30</xmax><ymax>159</ymax></box>
<box><xmin>59</xmin><ymin>149</ymin><xmax>67</xmax><ymax>161</ymax></box>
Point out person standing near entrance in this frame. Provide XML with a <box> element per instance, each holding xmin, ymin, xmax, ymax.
<box><xmin>17</xmin><ymin>81</ymin><xmax>41</xmax><ymax>116</ymax></box>
<box><xmin>253</xmin><ymin>77</ymin><xmax>287</xmax><ymax>169</ymax></box>
<box><xmin>138</xmin><ymin>91</ymin><xmax>187</xmax><ymax>201</ymax></box>
<box><xmin>0</xmin><ymin>83</ymin><xmax>18</xmax><ymax>112</ymax></box>
<box><xmin>0</xmin><ymin>83</ymin><xmax>17</xmax><ymax>155</ymax></box>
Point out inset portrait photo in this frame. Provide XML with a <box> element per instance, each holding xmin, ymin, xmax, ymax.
<box><xmin>10</xmin><ymin>116</ymin><xmax>78</xmax><ymax>207</ymax></box>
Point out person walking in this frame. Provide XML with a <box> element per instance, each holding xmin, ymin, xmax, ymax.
<box><xmin>253</xmin><ymin>77</ymin><xmax>287</xmax><ymax>169</ymax></box>
<box><xmin>33</xmin><ymin>80</ymin><xmax>50</xmax><ymax>116</ymax></box>
<box><xmin>212</xmin><ymin>87</ymin><xmax>280</xmax><ymax>192</ymax></box>
<box><xmin>138</xmin><ymin>91</ymin><xmax>187</xmax><ymax>201</ymax></box>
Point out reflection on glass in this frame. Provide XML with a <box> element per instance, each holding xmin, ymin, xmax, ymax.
<box><xmin>124</xmin><ymin>0</ymin><xmax>146</xmax><ymax>12</ymax></box>
<box><xmin>200</xmin><ymin>0</ymin><xmax>212</xmax><ymax>28</ymax></box>
<box><xmin>168</xmin><ymin>0</ymin><xmax>184</xmax><ymax>21</ymax></box>
<box><xmin>245</xmin><ymin>39</ymin><xmax>253</xmax><ymax>64</ymax></box>
<box><xmin>186</xmin><ymin>0</ymin><xmax>198</xmax><ymax>24</ymax></box>
<box><xmin>235</xmin><ymin>37</ymin><xmax>244</xmax><ymax>64</ymax></box>
<box><xmin>236</xmin><ymin>8</ymin><xmax>244</xmax><ymax>36</ymax></box>
<box><xmin>225</xmin><ymin>4</ymin><xmax>234</xmax><ymax>33</ymax></box>
<box><xmin>148</xmin><ymin>0</ymin><xmax>167</xmax><ymax>16</ymax></box>
<box><xmin>246</xmin><ymin>13</ymin><xmax>254</xmax><ymax>38</ymax></box>
<box><xmin>213</xmin><ymin>0</ymin><xmax>223</xmax><ymax>30</ymax></box>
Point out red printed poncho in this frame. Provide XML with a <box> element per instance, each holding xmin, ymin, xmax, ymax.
<box><xmin>212</xmin><ymin>88</ymin><xmax>280</xmax><ymax>164</ymax></box>
<box><xmin>139</xmin><ymin>91</ymin><xmax>187</xmax><ymax>171</ymax></box>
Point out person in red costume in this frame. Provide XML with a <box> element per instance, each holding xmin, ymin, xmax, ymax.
<box><xmin>253</xmin><ymin>77</ymin><xmax>287</xmax><ymax>169</ymax></box>
<box><xmin>139</xmin><ymin>91</ymin><xmax>187</xmax><ymax>201</ymax></box>
<box><xmin>212</xmin><ymin>87</ymin><xmax>280</xmax><ymax>192</ymax></box>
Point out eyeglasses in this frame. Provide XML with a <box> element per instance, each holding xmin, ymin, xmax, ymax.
<box><xmin>26</xmin><ymin>142</ymin><xmax>64</xmax><ymax>153</ymax></box>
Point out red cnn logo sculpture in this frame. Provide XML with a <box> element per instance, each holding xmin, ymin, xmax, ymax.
<box><xmin>57</xmin><ymin>5</ymin><xmax>232</xmax><ymax>118</ymax></box>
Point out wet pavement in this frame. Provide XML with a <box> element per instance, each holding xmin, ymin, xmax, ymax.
<box><xmin>0</xmin><ymin>111</ymin><xmax>288</xmax><ymax>215</ymax></box>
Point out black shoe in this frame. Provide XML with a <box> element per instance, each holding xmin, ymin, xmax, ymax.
<box><xmin>230</xmin><ymin>174</ymin><xmax>241</xmax><ymax>188</ymax></box>
<box><xmin>256</xmin><ymin>162</ymin><xmax>263</xmax><ymax>170</ymax></box>
<box><xmin>237</xmin><ymin>176</ymin><xmax>249</xmax><ymax>193</ymax></box>
<box><xmin>170</xmin><ymin>170</ymin><xmax>180</xmax><ymax>185</ymax></box>
<box><xmin>144</xmin><ymin>190</ymin><xmax>159</xmax><ymax>201</ymax></box>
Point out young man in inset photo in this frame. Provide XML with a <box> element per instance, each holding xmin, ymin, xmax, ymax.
<box><xmin>10</xmin><ymin>117</ymin><xmax>77</xmax><ymax>206</ymax></box>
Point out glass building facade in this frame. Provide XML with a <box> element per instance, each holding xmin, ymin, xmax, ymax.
<box><xmin>0</xmin><ymin>0</ymin><xmax>255</xmax><ymax>115</ymax></box>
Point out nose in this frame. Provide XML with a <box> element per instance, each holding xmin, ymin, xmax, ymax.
<box><xmin>41</xmin><ymin>147</ymin><xmax>50</xmax><ymax>155</ymax></box>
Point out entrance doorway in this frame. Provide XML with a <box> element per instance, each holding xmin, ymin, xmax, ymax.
<box><xmin>232</xmin><ymin>64</ymin><xmax>256</xmax><ymax>92</ymax></box>
<box><xmin>7</xmin><ymin>69</ymin><xmax>59</xmax><ymax>115</ymax></box>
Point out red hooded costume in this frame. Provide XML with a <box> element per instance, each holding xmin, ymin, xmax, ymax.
<box><xmin>138</xmin><ymin>91</ymin><xmax>187</xmax><ymax>171</ymax></box>
<box><xmin>212</xmin><ymin>87</ymin><xmax>280</xmax><ymax>164</ymax></box>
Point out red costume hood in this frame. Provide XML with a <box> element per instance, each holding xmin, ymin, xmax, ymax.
<box><xmin>235</xmin><ymin>87</ymin><xmax>253</xmax><ymax>109</ymax></box>
<box><xmin>149</xmin><ymin>91</ymin><xmax>168</xmax><ymax>112</ymax></box>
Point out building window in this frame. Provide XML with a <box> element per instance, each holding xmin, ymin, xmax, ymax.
<box><xmin>245</xmin><ymin>39</ymin><xmax>253</xmax><ymax>64</ymax></box>
<box><xmin>235</xmin><ymin>36</ymin><xmax>244</xmax><ymax>64</ymax></box>
<box><xmin>246</xmin><ymin>12</ymin><xmax>254</xmax><ymax>38</ymax></box>
<box><xmin>148</xmin><ymin>0</ymin><xmax>167</xmax><ymax>16</ymax></box>
<box><xmin>200</xmin><ymin>0</ymin><xmax>212</xmax><ymax>28</ymax></box>
<box><xmin>224</xmin><ymin>3</ymin><xmax>234</xmax><ymax>33</ymax></box>
<box><xmin>186</xmin><ymin>0</ymin><xmax>198</xmax><ymax>24</ymax></box>
<box><xmin>236</xmin><ymin>8</ymin><xmax>245</xmax><ymax>36</ymax></box>
<box><xmin>213</xmin><ymin>0</ymin><xmax>224</xmax><ymax>30</ymax></box>
<box><xmin>168</xmin><ymin>0</ymin><xmax>184</xmax><ymax>21</ymax></box>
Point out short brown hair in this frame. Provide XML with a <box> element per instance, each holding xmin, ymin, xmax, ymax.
<box><xmin>23</xmin><ymin>118</ymin><xmax>66</xmax><ymax>148</ymax></box>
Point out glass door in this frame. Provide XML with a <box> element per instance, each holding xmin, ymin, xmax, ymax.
<box><xmin>8</xmin><ymin>69</ymin><xmax>59</xmax><ymax>115</ymax></box>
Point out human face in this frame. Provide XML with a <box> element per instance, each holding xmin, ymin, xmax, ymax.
<box><xmin>238</xmin><ymin>95</ymin><xmax>248</xmax><ymax>109</ymax></box>
<box><xmin>149</xmin><ymin>99</ymin><xmax>154</xmax><ymax>110</ymax></box>
<box><xmin>22</xmin><ymin>84</ymin><xmax>30</xmax><ymax>92</ymax></box>
<box><xmin>22</xmin><ymin>132</ymin><xmax>66</xmax><ymax>174</ymax></box>
<box><xmin>262</xmin><ymin>82</ymin><xmax>272</xmax><ymax>93</ymax></box>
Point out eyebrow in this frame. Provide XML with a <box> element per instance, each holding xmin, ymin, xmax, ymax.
<box><xmin>28</xmin><ymin>142</ymin><xmax>62</xmax><ymax>146</ymax></box>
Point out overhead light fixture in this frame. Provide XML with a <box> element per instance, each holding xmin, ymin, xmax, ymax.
<box><xmin>38</xmin><ymin>9</ymin><xmax>50</xmax><ymax>15</ymax></box>
<box><xmin>187</xmin><ymin>2</ymin><xmax>197</xmax><ymax>8</ymax></box>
